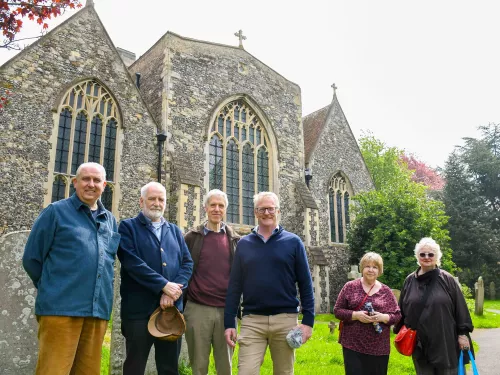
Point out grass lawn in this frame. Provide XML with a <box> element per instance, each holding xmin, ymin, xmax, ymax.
<box><xmin>471</xmin><ymin>299</ymin><xmax>500</xmax><ymax>328</ymax></box>
<box><xmin>203</xmin><ymin>318</ymin><xmax>416</xmax><ymax>375</ymax></box>
<box><xmin>101</xmin><ymin>300</ymin><xmax>500</xmax><ymax>374</ymax></box>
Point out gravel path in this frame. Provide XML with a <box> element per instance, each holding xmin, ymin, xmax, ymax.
<box><xmin>470</xmin><ymin>327</ymin><xmax>500</xmax><ymax>375</ymax></box>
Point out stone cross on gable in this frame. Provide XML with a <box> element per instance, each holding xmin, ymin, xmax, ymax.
<box><xmin>331</xmin><ymin>83</ymin><xmax>338</xmax><ymax>96</ymax></box>
<box><xmin>234</xmin><ymin>30</ymin><xmax>247</xmax><ymax>49</ymax></box>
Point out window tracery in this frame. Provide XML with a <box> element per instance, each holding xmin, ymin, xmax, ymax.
<box><xmin>50</xmin><ymin>79</ymin><xmax>120</xmax><ymax>211</ymax></box>
<box><xmin>208</xmin><ymin>100</ymin><xmax>272</xmax><ymax>225</ymax></box>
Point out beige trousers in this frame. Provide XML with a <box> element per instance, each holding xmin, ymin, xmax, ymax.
<box><xmin>35</xmin><ymin>315</ymin><xmax>108</xmax><ymax>375</ymax></box>
<box><xmin>237</xmin><ymin>313</ymin><xmax>298</xmax><ymax>375</ymax></box>
<box><xmin>184</xmin><ymin>301</ymin><xmax>234</xmax><ymax>375</ymax></box>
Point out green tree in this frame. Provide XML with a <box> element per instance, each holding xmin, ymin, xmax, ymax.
<box><xmin>348</xmin><ymin>136</ymin><xmax>454</xmax><ymax>288</ymax></box>
<box><xmin>443</xmin><ymin>123</ymin><xmax>500</xmax><ymax>289</ymax></box>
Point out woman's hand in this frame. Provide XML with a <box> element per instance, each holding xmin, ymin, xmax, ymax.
<box><xmin>352</xmin><ymin>310</ymin><xmax>373</xmax><ymax>323</ymax></box>
<box><xmin>371</xmin><ymin>312</ymin><xmax>390</xmax><ymax>324</ymax></box>
<box><xmin>458</xmin><ymin>335</ymin><xmax>470</xmax><ymax>351</ymax></box>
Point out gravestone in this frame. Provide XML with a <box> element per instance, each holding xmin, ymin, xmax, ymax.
<box><xmin>474</xmin><ymin>276</ymin><xmax>484</xmax><ymax>316</ymax></box>
<box><xmin>347</xmin><ymin>265</ymin><xmax>361</xmax><ymax>280</ymax></box>
<box><xmin>328</xmin><ymin>321</ymin><xmax>337</xmax><ymax>334</ymax></box>
<box><xmin>391</xmin><ymin>289</ymin><xmax>401</xmax><ymax>303</ymax></box>
<box><xmin>489</xmin><ymin>282</ymin><xmax>496</xmax><ymax>300</ymax></box>
<box><xmin>0</xmin><ymin>231</ymin><xmax>38</xmax><ymax>375</ymax></box>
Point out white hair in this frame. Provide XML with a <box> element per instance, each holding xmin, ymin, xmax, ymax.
<box><xmin>204</xmin><ymin>189</ymin><xmax>228</xmax><ymax>208</ymax></box>
<box><xmin>140</xmin><ymin>182</ymin><xmax>166</xmax><ymax>198</ymax></box>
<box><xmin>414</xmin><ymin>237</ymin><xmax>443</xmax><ymax>267</ymax></box>
<box><xmin>253</xmin><ymin>192</ymin><xmax>280</xmax><ymax>208</ymax></box>
<box><xmin>75</xmin><ymin>162</ymin><xmax>106</xmax><ymax>180</ymax></box>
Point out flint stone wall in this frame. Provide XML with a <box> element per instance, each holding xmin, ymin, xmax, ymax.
<box><xmin>131</xmin><ymin>33</ymin><xmax>306</xmax><ymax>231</ymax></box>
<box><xmin>307</xmin><ymin>97</ymin><xmax>374</xmax><ymax>246</ymax></box>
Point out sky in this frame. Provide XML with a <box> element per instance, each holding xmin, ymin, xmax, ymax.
<box><xmin>1</xmin><ymin>0</ymin><xmax>499</xmax><ymax>168</ymax></box>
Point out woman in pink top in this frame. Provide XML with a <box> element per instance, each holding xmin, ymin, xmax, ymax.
<box><xmin>334</xmin><ymin>252</ymin><xmax>401</xmax><ymax>375</ymax></box>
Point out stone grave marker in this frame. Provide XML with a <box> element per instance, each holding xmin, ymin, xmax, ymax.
<box><xmin>489</xmin><ymin>281</ymin><xmax>496</xmax><ymax>300</ymax></box>
<box><xmin>475</xmin><ymin>276</ymin><xmax>484</xmax><ymax>316</ymax></box>
<box><xmin>347</xmin><ymin>265</ymin><xmax>361</xmax><ymax>280</ymax></box>
<box><xmin>0</xmin><ymin>231</ymin><xmax>37</xmax><ymax>375</ymax></box>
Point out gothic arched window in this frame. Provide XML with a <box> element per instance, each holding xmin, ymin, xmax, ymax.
<box><xmin>208</xmin><ymin>100</ymin><xmax>272</xmax><ymax>225</ymax></box>
<box><xmin>328</xmin><ymin>172</ymin><xmax>352</xmax><ymax>243</ymax></box>
<box><xmin>50</xmin><ymin>79</ymin><xmax>120</xmax><ymax>211</ymax></box>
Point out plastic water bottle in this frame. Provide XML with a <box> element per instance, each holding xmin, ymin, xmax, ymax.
<box><xmin>364</xmin><ymin>302</ymin><xmax>383</xmax><ymax>334</ymax></box>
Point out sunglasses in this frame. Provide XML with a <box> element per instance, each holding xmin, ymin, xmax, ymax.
<box><xmin>419</xmin><ymin>252</ymin><xmax>435</xmax><ymax>258</ymax></box>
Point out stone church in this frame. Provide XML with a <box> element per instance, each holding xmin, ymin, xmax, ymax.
<box><xmin>0</xmin><ymin>2</ymin><xmax>373</xmax><ymax>373</ymax></box>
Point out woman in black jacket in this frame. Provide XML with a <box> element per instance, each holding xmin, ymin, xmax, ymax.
<box><xmin>395</xmin><ymin>237</ymin><xmax>474</xmax><ymax>375</ymax></box>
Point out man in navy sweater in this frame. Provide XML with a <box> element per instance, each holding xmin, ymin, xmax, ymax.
<box><xmin>224</xmin><ymin>192</ymin><xmax>315</xmax><ymax>374</ymax></box>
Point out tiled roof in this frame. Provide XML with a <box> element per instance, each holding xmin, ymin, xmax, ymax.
<box><xmin>302</xmin><ymin>104</ymin><xmax>331</xmax><ymax>164</ymax></box>
<box><xmin>173</xmin><ymin>157</ymin><xmax>202</xmax><ymax>187</ymax></box>
<box><xmin>307</xmin><ymin>246</ymin><xmax>329</xmax><ymax>266</ymax></box>
<box><xmin>295</xmin><ymin>181</ymin><xmax>318</xmax><ymax>209</ymax></box>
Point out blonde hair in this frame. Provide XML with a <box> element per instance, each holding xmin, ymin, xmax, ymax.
<box><xmin>359</xmin><ymin>252</ymin><xmax>384</xmax><ymax>276</ymax></box>
<box><xmin>414</xmin><ymin>237</ymin><xmax>443</xmax><ymax>266</ymax></box>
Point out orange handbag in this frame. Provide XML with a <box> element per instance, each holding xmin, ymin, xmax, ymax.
<box><xmin>394</xmin><ymin>325</ymin><xmax>417</xmax><ymax>356</ymax></box>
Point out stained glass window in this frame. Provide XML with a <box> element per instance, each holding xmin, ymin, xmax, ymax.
<box><xmin>51</xmin><ymin>175</ymin><xmax>66</xmax><ymax>203</ymax></box>
<box><xmin>101</xmin><ymin>185</ymin><xmax>113</xmax><ymax>211</ymax></box>
<box><xmin>55</xmin><ymin>109</ymin><xmax>72</xmax><ymax>173</ymax></box>
<box><xmin>328</xmin><ymin>173</ymin><xmax>351</xmax><ymax>243</ymax></box>
<box><xmin>51</xmin><ymin>79</ymin><xmax>120</xmax><ymax>211</ymax></box>
<box><xmin>208</xmin><ymin>99</ymin><xmax>272</xmax><ymax>224</ymax></box>
<box><xmin>329</xmin><ymin>191</ymin><xmax>335</xmax><ymax>243</ymax></box>
<box><xmin>242</xmin><ymin>144</ymin><xmax>254</xmax><ymax>224</ymax></box>
<box><xmin>71</xmin><ymin>112</ymin><xmax>88</xmax><ymax>175</ymax></box>
<box><xmin>88</xmin><ymin>115</ymin><xmax>102</xmax><ymax>164</ymax></box>
<box><xmin>226</xmin><ymin>140</ymin><xmax>240</xmax><ymax>223</ymax></box>
<box><xmin>344</xmin><ymin>192</ymin><xmax>350</xmax><ymax>231</ymax></box>
<box><xmin>257</xmin><ymin>148</ymin><xmax>269</xmax><ymax>192</ymax></box>
<box><xmin>336</xmin><ymin>191</ymin><xmax>343</xmax><ymax>243</ymax></box>
<box><xmin>209</xmin><ymin>135</ymin><xmax>223</xmax><ymax>190</ymax></box>
<box><xmin>103</xmin><ymin>119</ymin><xmax>117</xmax><ymax>180</ymax></box>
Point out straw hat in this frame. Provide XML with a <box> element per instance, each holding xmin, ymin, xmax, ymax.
<box><xmin>147</xmin><ymin>306</ymin><xmax>186</xmax><ymax>341</ymax></box>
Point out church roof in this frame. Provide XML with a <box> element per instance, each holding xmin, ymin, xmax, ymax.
<box><xmin>302</xmin><ymin>104</ymin><xmax>331</xmax><ymax>164</ymax></box>
<box><xmin>295</xmin><ymin>181</ymin><xmax>318</xmax><ymax>209</ymax></box>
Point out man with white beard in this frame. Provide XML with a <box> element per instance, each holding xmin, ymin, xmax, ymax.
<box><xmin>117</xmin><ymin>182</ymin><xmax>193</xmax><ymax>375</ymax></box>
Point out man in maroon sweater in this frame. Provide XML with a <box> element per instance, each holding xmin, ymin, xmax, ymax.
<box><xmin>183</xmin><ymin>189</ymin><xmax>240</xmax><ymax>375</ymax></box>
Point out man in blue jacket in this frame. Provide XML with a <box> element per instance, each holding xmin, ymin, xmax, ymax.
<box><xmin>23</xmin><ymin>162</ymin><xmax>120</xmax><ymax>375</ymax></box>
<box><xmin>224</xmin><ymin>191</ymin><xmax>315</xmax><ymax>375</ymax></box>
<box><xmin>118</xmin><ymin>182</ymin><xmax>193</xmax><ymax>375</ymax></box>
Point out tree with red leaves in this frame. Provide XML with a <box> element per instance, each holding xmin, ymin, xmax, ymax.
<box><xmin>401</xmin><ymin>154</ymin><xmax>445</xmax><ymax>190</ymax></box>
<box><xmin>0</xmin><ymin>0</ymin><xmax>82</xmax><ymax>50</ymax></box>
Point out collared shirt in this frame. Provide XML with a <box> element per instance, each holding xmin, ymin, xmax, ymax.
<box><xmin>23</xmin><ymin>194</ymin><xmax>120</xmax><ymax>320</ymax></box>
<box><xmin>203</xmin><ymin>221</ymin><xmax>226</xmax><ymax>236</ymax></box>
<box><xmin>252</xmin><ymin>225</ymin><xmax>280</xmax><ymax>243</ymax></box>
<box><xmin>143</xmin><ymin>214</ymin><xmax>166</xmax><ymax>241</ymax></box>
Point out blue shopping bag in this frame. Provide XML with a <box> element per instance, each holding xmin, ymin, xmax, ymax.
<box><xmin>458</xmin><ymin>350</ymin><xmax>479</xmax><ymax>375</ymax></box>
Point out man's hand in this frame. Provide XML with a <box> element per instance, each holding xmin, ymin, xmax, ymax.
<box><xmin>163</xmin><ymin>282</ymin><xmax>183</xmax><ymax>301</ymax></box>
<box><xmin>160</xmin><ymin>294</ymin><xmax>175</xmax><ymax>309</ymax></box>
<box><xmin>224</xmin><ymin>328</ymin><xmax>238</xmax><ymax>347</ymax></box>
<box><xmin>298</xmin><ymin>324</ymin><xmax>313</xmax><ymax>344</ymax></box>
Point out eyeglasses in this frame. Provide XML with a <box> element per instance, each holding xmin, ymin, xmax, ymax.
<box><xmin>255</xmin><ymin>207</ymin><xmax>277</xmax><ymax>214</ymax></box>
<box><xmin>419</xmin><ymin>252</ymin><xmax>435</xmax><ymax>259</ymax></box>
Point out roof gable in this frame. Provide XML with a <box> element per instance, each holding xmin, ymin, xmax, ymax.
<box><xmin>302</xmin><ymin>104</ymin><xmax>331</xmax><ymax>164</ymax></box>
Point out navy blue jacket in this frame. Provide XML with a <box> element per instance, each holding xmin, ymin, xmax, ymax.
<box><xmin>118</xmin><ymin>212</ymin><xmax>193</xmax><ymax>319</ymax></box>
<box><xmin>23</xmin><ymin>194</ymin><xmax>120</xmax><ymax>320</ymax></box>
<box><xmin>224</xmin><ymin>226</ymin><xmax>315</xmax><ymax>329</ymax></box>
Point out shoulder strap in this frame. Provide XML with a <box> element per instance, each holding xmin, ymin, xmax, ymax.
<box><xmin>355</xmin><ymin>281</ymin><xmax>375</xmax><ymax>311</ymax></box>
